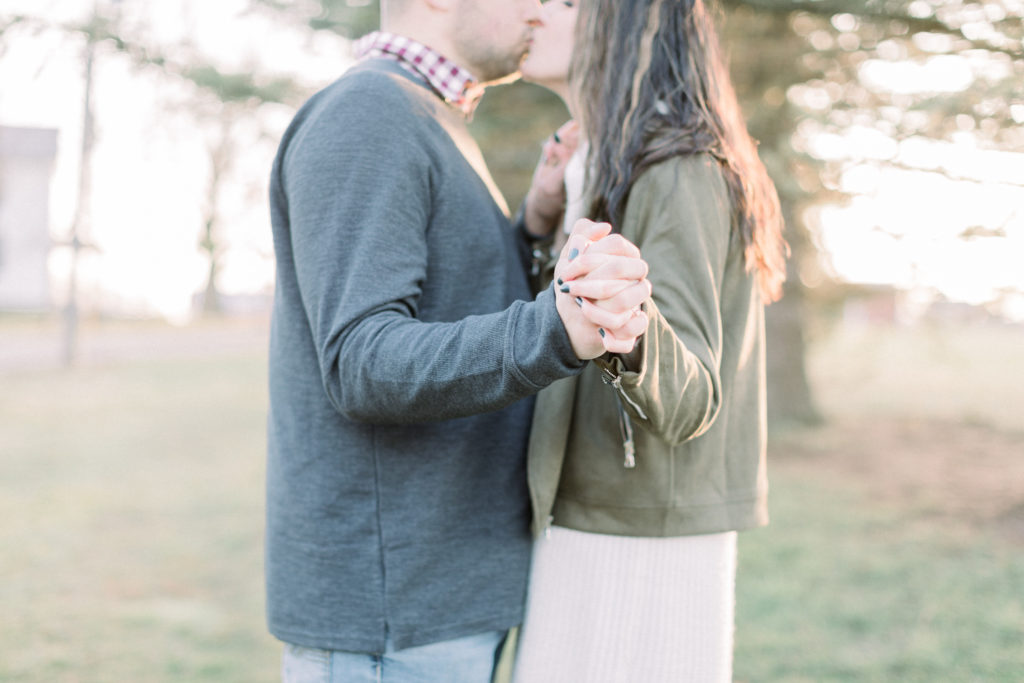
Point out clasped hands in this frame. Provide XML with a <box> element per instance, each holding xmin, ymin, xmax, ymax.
<box><xmin>554</xmin><ymin>218</ymin><xmax>651</xmax><ymax>360</ymax></box>
<box><xmin>527</xmin><ymin>119</ymin><xmax>650</xmax><ymax>360</ymax></box>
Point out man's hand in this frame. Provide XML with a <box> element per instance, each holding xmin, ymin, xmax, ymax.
<box><xmin>523</xmin><ymin>120</ymin><xmax>580</xmax><ymax>238</ymax></box>
<box><xmin>554</xmin><ymin>218</ymin><xmax>651</xmax><ymax>359</ymax></box>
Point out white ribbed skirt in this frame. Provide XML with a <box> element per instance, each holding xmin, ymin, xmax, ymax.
<box><xmin>511</xmin><ymin>526</ymin><xmax>737</xmax><ymax>683</ymax></box>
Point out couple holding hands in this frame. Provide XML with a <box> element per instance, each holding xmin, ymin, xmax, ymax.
<box><xmin>267</xmin><ymin>0</ymin><xmax>786</xmax><ymax>680</ymax></box>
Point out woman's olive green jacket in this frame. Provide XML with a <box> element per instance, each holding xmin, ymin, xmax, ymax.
<box><xmin>527</xmin><ymin>153</ymin><xmax>769</xmax><ymax>538</ymax></box>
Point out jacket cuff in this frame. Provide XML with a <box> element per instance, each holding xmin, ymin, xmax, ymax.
<box><xmin>593</xmin><ymin>300</ymin><xmax>652</xmax><ymax>386</ymax></box>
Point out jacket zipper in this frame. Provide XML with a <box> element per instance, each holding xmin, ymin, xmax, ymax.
<box><xmin>600</xmin><ymin>367</ymin><xmax>646</xmax><ymax>468</ymax></box>
<box><xmin>601</xmin><ymin>367</ymin><xmax>649</xmax><ymax>419</ymax></box>
<box><xmin>616</xmin><ymin>400</ymin><xmax>637</xmax><ymax>468</ymax></box>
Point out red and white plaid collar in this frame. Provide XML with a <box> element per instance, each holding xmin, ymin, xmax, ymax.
<box><xmin>353</xmin><ymin>31</ymin><xmax>483</xmax><ymax>116</ymax></box>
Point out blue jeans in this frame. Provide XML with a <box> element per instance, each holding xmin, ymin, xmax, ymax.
<box><xmin>281</xmin><ymin>631</ymin><xmax>507</xmax><ymax>683</ymax></box>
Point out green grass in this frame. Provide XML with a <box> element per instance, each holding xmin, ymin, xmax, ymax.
<box><xmin>734</xmin><ymin>477</ymin><xmax>1024</xmax><ymax>682</ymax></box>
<box><xmin>2</xmin><ymin>324</ymin><xmax>1022</xmax><ymax>681</ymax></box>
<box><xmin>0</xmin><ymin>353</ymin><xmax>279</xmax><ymax>682</ymax></box>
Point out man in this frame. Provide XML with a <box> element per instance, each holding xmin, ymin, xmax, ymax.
<box><xmin>266</xmin><ymin>0</ymin><xmax>649</xmax><ymax>679</ymax></box>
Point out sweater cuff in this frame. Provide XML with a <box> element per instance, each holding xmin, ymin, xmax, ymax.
<box><xmin>506</xmin><ymin>285</ymin><xmax>585</xmax><ymax>390</ymax></box>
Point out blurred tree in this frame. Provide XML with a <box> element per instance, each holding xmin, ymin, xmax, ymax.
<box><xmin>0</xmin><ymin>6</ymin><xmax>115</xmax><ymax>363</ymax></box>
<box><xmin>721</xmin><ymin>0</ymin><xmax>1021</xmax><ymax>424</ymax></box>
<box><xmin>249</xmin><ymin>0</ymin><xmax>380</xmax><ymax>37</ymax></box>
<box><xmin>0</xmin><ymin>3</ymin><xmax>304</xmax><ymax>318</ymax></box>
<box><xmin>173</xmin><ymin>63</ymin><xmax>303</xmax><ymax>314</ymax></box>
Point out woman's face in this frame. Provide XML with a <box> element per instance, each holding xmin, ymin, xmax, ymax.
<box><xmin>519</xmin><ymin>1</ymin><xmax>578</xmax><ymax>91</ymax></box>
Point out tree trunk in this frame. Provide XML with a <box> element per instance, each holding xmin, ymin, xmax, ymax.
<box><xmin>202</xmin><ymin>244</ymin><xmax>220</xmax><ymax>315</ymax></box>
<box><xmin>198</xmin><ymin>117</ymin><xmax>233</xmax><ymax>316</ymax></box>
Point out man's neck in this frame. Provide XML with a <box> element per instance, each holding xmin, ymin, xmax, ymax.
<box><xmin>355</xmin><ymin>31</ymin><xmax>482</xmax><ymax>116</ymax></box>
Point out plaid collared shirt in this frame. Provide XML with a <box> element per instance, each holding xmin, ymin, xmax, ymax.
<box><xmin>353</xmin><ymin>31</ymin><xmax>482</xmax><ymax>115</ymax></box>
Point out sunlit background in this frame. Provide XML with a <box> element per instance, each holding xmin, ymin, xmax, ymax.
<box><xmin>2</xmin><ymin>0</ymin><xmax>354</xmax><ymax>322</ymax></box>
<box><xmin>1</xmin><ymin>0</ymin><xmax>1021</xmax><ymax>324</ymax></box>
<box><xmin>1</xmin><ymin>1</ymin><xmax>1022</xmax><ymax>681</ymax></box>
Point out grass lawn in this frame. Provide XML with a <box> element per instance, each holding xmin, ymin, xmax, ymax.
<box><xmin>1</xmin><ymin>319</ymin><xmax>1021</xmax><ymax>681</ymax></box>
<box><xmin>734</xmin><ymin>475</ymin><xmax>1024</xmax><ymax>682</ymax></box>
<box><xmin>0</xmin><ymin>351</ymin><xmax>279</xmax><ymax>682</ymax></box>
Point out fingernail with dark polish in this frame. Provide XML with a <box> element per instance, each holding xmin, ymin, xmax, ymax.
<box><xmin>568</xmin><ymin>248</ymin><xmax>579</xmax><ymax>261</ymax></box>
<box><xmin>574</xmin><ymin>297</ymin><xmax>583</xmax><ymax>308</ymax></box>
<box><xmin>557</xmin><ymin>278</ymin><xmax>563</xmax><ymax>286</ymax></box>
<box><xmin>560</xmin><ymin>284</ymin><xmax>570</xmax><ymax>293</ymax></box>
<box><xmin>598</xmin><ymin>328</ymin><xmax>606</xmax><ymax>338</ymax></box>
<box><xmin>553</xmin><ymin>132</ymin><xmax>562</xmax><ymax>143</ymax></box>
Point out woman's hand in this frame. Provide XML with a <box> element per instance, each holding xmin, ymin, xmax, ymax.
<box><xmin>554</xmin><ymin>218</ymin><xmax>651</xmax><ymax>358</ymax></box>
<box><xmin>523</xmin><ymin>120</ymin><xmax>580</xmax><ymax>238</ymax></box>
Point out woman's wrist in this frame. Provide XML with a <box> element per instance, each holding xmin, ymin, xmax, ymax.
<box><xmin>524</xmin><ymin>189</ymin><xmax>564</xmax><ymax>238</ymax></box>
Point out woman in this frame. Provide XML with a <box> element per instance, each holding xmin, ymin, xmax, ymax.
<box><xmin>512</xmin><ymin>0</ymin><xmax>788</xmax><ymax>680</ymax></box>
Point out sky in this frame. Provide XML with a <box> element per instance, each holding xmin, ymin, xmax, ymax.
<box><xmin>1</xmin><ymin>0</ymin><xmax>1022</xmax><ymax>323</ymax></box>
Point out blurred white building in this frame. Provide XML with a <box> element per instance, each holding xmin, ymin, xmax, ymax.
<box><xmin>0</xmin><ymin>125</ymin><xmax>57</xmax><ymax>312</ymax></box>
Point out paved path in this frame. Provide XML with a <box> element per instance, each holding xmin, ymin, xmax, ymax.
<box><xmin>0</xmin><ymin>314</ymin><xmax>270</xmax><ymax>374</ymax></box>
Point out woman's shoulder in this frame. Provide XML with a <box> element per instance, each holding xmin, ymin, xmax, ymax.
<box><xmin>634</xmin><ymin>152</ymin><xmax>727</xmax><ymax>197</ymax></box>
<box><xmin>625</xmin><ymin>153</ymin><xmax>730</xmax><ymax>224</ymax></box>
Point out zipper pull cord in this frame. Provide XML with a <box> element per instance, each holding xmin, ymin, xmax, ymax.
<box><xmin>606</xmin><ymin>401</ymin><xmax>630</xmax><ymax>471</ymax></box>
<box><xmin>617</xmin><ymin>400</ymin><xmax>637</xmax><ymax>468</ymax></box>
<box><xmin>601</xmin><ymin>367</ymin><xmax>649</xmax><ymax>420</ymax></box>
<box><xmin>602</xmin><ymin>366</ymin><xmax>640</xmax><ymax>468</ymax></box>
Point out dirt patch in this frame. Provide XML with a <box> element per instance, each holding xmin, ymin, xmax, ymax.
<box><xmin>769</xmin><ymin>417</ymin><xmax>1024</xmax><ymax>543</ymax></box>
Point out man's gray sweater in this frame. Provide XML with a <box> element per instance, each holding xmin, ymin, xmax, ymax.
<box><xmin>266</xmin><ymin>59</ymin><xmax>583</xmax><ymax>653</ymax></box>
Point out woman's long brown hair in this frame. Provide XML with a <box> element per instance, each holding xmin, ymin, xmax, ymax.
<box><xmin>571</xmin><ymin>0</ymin><xmax>788</xmax><ymax>302</ymax></box>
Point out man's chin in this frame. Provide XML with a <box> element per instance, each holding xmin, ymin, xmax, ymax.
<box><xmin>477</xmin><ymin>57</ymin><xmax>528</xmax><ymax>86</ymax></box>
